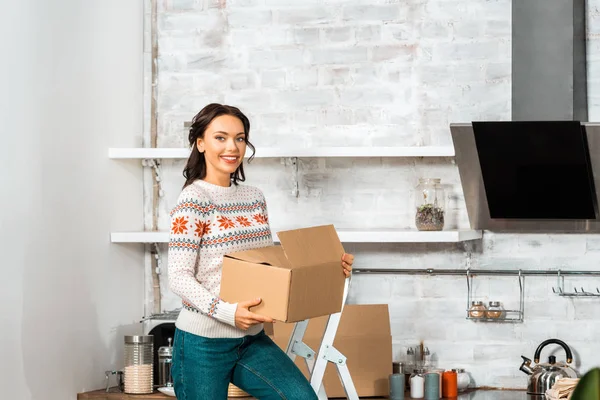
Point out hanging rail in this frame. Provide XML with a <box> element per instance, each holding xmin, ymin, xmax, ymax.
<box><xmin>352</xmin><ymin>268</ymin><xmax>600</xmax><ymax>276</ymax></box>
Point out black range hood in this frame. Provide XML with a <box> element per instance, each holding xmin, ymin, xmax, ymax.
<box><xmin>450</xmin><ymin>0</ymin><xmax>599</xmax><ymax>232</ymax></box>
<box><xmin>451</xmin><ymin>121</ymin><xmax>600</xmax><ymax>232</ymax></box>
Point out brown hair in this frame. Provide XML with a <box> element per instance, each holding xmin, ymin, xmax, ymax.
<box><xmin>183</xmin><ymin>103</ymin><xmax>255</xmax><ymax>188</ymax></box>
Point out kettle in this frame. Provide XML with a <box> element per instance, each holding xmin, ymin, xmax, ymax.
<box><xmin>519</xmin><ymin>338</ymin><xmax>579</xmax><ymax>396</ymax></box>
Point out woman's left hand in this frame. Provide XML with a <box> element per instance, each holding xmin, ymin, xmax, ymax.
<box><xmin>341</xmin><ymin>253</ymin><xmax>354</xmax><ymax>277</ymax></box>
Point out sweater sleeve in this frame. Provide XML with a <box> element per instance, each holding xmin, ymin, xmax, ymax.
<box><xmin>167</xmin><ymin>190</ymin><xmax>238</xmax><ymax>327</ymax></box>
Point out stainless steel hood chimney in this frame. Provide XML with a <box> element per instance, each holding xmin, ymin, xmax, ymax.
<box><xmin>450</xmin><ymin>0</ymin><xmax>599</xmax><ymax>232</ymax></box>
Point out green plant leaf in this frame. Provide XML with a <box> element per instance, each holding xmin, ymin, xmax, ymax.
<box><xmin>571</xmin><ymin>367</ymin><xmax>600</xmax><ymax>400</ymax></box>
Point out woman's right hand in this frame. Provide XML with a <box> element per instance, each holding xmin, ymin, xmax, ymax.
<box><xmin>235</xmin><ymin>298</ymin><xmax>274</xmax><ymax>330</ymax></box>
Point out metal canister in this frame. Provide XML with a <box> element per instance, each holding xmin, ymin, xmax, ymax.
<box><xmin>158</xmin><ymin>337</ymin><xmax>173</xmax><ymax>388</ymax></box>
<box><xmin>123</xmin><ymin>335</ymin><xmax>154</xmax><ymax>394</ymax></box>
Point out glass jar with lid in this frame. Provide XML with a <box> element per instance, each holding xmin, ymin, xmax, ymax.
<box><xmin>486</xmin><ymin>301</ymin><xmax>505</xmax><ymax>319</ymax></box>
<box><xmin>468</xmin><ymin>301</ymin><xmax>487</xmax><ymax>319</ymax></box>
<box><xmin>123</xmin><ymin>335</ymin><xmax>154</xmax><ymax>394</ymax></box>
<box><xmin>415</xmin><ymin>178</ymin><xmax>445</xmax><ymax>231</ymax></box>
<box><xmin>410</xmin><ymin>368</ymin><xmax>426</xmax><ymax>399</ymax></box>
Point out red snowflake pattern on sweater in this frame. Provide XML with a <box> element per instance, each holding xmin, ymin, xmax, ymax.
<box><xmin>167</xmin><ymin>180</ymin><xmax>273</xmax><ymax>338</ymax></box>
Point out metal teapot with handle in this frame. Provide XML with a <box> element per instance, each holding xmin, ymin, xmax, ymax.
<box><xmin>519</xmin><ymin>338</ymin><xmax>579</xmax><ymax>396</ymax></box>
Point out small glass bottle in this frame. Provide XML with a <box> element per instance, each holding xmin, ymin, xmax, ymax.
<box><xmin>415</xmin><ymin>178</ymin><xmax>446</xmax><ymax>231</ymax></box>
<box><xmin>486</xmin><ymin>301</ymin><xmax>505</xmax><ymax>319</ymax></box>
<box><xmin>410</xmin><ymin>368</ymin><xmax>426</xmax><ymax>399</ymax></box>
<box><xmin>468</xmin><ymin>301</ymin><xmax>487</xmax><ymax>319</ymax></box>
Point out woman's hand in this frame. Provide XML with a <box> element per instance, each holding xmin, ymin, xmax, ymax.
<box><xmin>235</xmin><ymin>298</ymin><xmax>274</xmax><ymax>330</ymax></box>
<box><xmin>341</xmin><ymin>253</ymin><xmax>354</xmax><ymax>277</ymax></box>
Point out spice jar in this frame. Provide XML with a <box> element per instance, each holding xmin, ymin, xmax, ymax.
<box><xmin>415</xmin><ymin>178</ymin><xmax>445</xmax><ymax>231</ymax></box>
<box><xmin>442</xmin><ymin>370</ymin><xmax>458</xmax><ymax>398</ymax></box>
<box><xmin>452</xmin><ymin>368</ymin><xmax>470</xmax><ymax>392</ymax></box>
<box><xmin>410</xmin><ymin>368</ymin><xmax>426</xmax><ymax>399</ymax></box>
<box><xmin>486</xmin><ymin>301</ymin><xmax>504</xmax><ymax>319</ymax></box>
<box><xmin>468</xmin><ymin>301</ymin><xmax>487</xmax><ymax>319</ymax></box>
<box><xmin>123</xmin><ymin>335</ymin><xmax>154</xmax><ymax>394</ymax></box>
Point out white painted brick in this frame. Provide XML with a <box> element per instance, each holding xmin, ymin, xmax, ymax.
<box><xmin>159</xmin><ymin>12</ymin><xmax>224</xmax><ymax>32</ymax></box>
<box><xmin>474</xmin><ymin>344</ymin><xmax>529</xmax><ymax>363</ymax></box>
<box><xmin>310</xmin><ymin>47</ymin><xmax>368</xmax><ymax>65</ymax></box>
<box><xmin>223</xmin><ymin>0</ymin><xmax>263</xmax><ymax>7</ymax></box>
<box><xmin>572</xmin><ymin>300</ymin><xmax>600</xmax><ymax>320</ymax></box>
<box><xmin>316</xmin><ymin>108</ymin><xmax>353</xmax><ymax>125</ymax></box>
<box><xmin>260</xmin><ymin>70</ymin><xmax>286</xmax><ymax>88</ymax></box>
<box><xmin>381</xmin><ymin>23</ymin><xmax>414</xmax><ymax>42</ymax></box>
<box><xmin>371</xmin><ymin>44</ymin><xmax>415</xmax><ymax>62</ymax></box>
<box><xmin>163</xmin><ymin>0</ymin><xmax>202</xmax><ymax>11</ymax></box>
<box><xmin>451</xmin><ymin>20</ymin><xmax>484</xmax><ymax>39</ymax></box>
<box><xmin>323</xmin><ymin>27</ymin><xmax>353</xmax><ymax>43</ymax></box>
<box><xmin>517</xmin><ymin>235</ymin><xmax>587</xmax><ymax>256</ymax></box>
<box><xmin>229</xmin><ymin>28</ymin><xmax>261</xmax><ymax>46</ymax></box>
<box><xmin>249</xmin><ymin>49</ymin><xmax>305</xmax><ymax>68</ymax></box>
<box><xmin>292</xmin><ymin>110</ymin><xmax>319</xmax><ymax>127</ymax></box>
<box><xmin>260</xmin><ymin>27</ymin><xmax>295</xmax><ymax>46</ymax></box>
<box><xmin>347</xmin><ymin>275</ymin><xmax>392</xmax><ymax>303</ymax></box>
<box><xmin>485</xmin><ymin>62</ymin><xmax>510</xmax><ymax>82</ymax></box>
<box><xmin>293</xmin><ymin>27</ymin><xmax>320</xmax><ymax>46</ymax></box>
<box><xmin>264</xmin><ymin>0</ymin><xmax>320</xmax><ymax>6</ymax></box>
<box><xmin>226</xmin><ymin>71</ymin><xmax>257</xmax><ymax>90</ymax></box>
<box><xmin>433</xmin><ymin>41</ymin><xmax>501</xmax><ymax>62</ymax></box>
<box><xmin>322</xmin><ymin>67</ymin><xmax>352</xmax><ymax>86</ymax></box>
<box><xmin>337</xmin><ymin>87</ymin><xmax>396</xmax><ymax>107</ymax></box>
<box><xmin>223</xmin><ymin>91</ymin><xmax>273</xmax><ymax>112</ymax></box>
<box><xmin>288</xmin><ymin>68</ymin><xmax>319</xmax><ymax>88</ymax></box>
<box><xmin>425</xmin><ymin>1</ymin><xmax>484</xmax><ymax>21</ymax></box>
<box><xmin>273</xmin><ymin>89</ymin><xmax>336</xmax><ymax>109</ymax></box>
<box><xmin>275</xmin><ymin>7</ymin><xmax>337</xmax><ymax>25</ymax></box>
<box><xmin>356</xmin><ymin>25</ymin><xmax>382</xmax><ymax>43</ymax></box>
<box><xmin>227</xmin><ymin>9</ymin><xmax>272</xmax><ymax>27</ymax></box>
<box><xmin>342</xmin><ymin>4</ymin><xmax>400</xmax><ymax>22</ymax></box>
<box><xmin>418</xmin><ymin>21</ymin><xmax>451</xmax><ymax>40</ymax></box>
<box><xmin>485</xmin><ymin>19</ymin><xmax>511</xmax><ymax>37</ymax></box>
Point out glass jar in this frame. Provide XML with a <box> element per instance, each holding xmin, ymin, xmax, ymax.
<box><xmin>486</xmin><ymin>301</ymin><xmax>505</xmax><ymax>319</ymax></box>
<box><xmin>410</xmin><ymin>368</ymin><xmax>426</xmax><ymax>399</ymax></box>
<box><xmin>468</xmin><ymin>301</ymin><xmax>487</xmax><ymax>319</ymax></box>
<box><xmin>452</xmin><ymin>368</ymin><xmax>470</xmax><ymax>392</ymax></box>
<box><xmin>415</xmin><ymin>178</ymin><xmax>446</xmax><ymax>231</ymax></box>
<box><xmin>123</xmin><ymin>335</ymin><xmax>154</xmax><ymax>394</ymax></box>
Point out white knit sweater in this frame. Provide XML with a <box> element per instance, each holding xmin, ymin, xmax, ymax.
<box><xmin>168</xmin><ymin>179</ymin><xmax>273</xmax><ymax>338</ymax></box>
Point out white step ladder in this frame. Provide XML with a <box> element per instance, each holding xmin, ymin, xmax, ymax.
<box><xmin>284</xmin><ymin>277</ymin><xmax>359</xmax><ymax>400</ymax></box>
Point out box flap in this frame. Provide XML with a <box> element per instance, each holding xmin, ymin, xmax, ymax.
<box><xmin>268</xmin><ymin>304</ymin><xmax>391</xmax><ymax>338</ymax></box>
<box><xmin>225</xmin><ymin>246</ymin><xmax>292</xmax><ymax>269</ymax></box>
<box><xmin>277</xmin><ymin>225</ymin><xmax>345</xmax><ymax>267</ymax></box>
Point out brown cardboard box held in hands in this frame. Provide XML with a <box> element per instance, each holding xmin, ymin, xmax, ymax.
<box><xmin>219</xmin><ymin>224</ymin><xmax>346</xmax><ymax>323</ymax></box>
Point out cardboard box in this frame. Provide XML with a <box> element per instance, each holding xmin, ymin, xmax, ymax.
<box><xmin>219</xmin><ymin>225</ymin><xmax>347</xmax><ymax>322</ymax></box>
<box><xmin>266</xmin><ymin>304</ymin><xmax>393</xmax><ymax>398</ymax></box>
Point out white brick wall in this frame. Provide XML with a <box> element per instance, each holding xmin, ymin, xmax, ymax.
<box><xmin>151</xmin><ymin>0</ymin><xmax>600</xmax><ymax>388</ymax></box>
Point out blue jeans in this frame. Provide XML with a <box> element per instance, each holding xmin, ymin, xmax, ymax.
<box><xmin>171</xmin><ymin>328</ymin><xmax>319</xmax><ymax>400</ymax></box>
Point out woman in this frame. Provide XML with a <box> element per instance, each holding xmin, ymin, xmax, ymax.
<box><xmin>168</xmin><ymin>103</ymin><xmax>354</xmax><ymax>400</ymax></box>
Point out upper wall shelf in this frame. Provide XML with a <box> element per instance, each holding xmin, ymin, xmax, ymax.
<box><xmin>110</xmin><ymin>229</ymin><xmax>482</xmax><ymax>244</ymax></box>
<box><xmin>108</xmin><ymin>146</ymin><xmax>455</xmax><ymax>159</ymax></box>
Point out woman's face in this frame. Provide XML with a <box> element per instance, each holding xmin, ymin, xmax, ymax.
<box><xmin>197</xmin><ymin>114</ymin><xmax>247</xmax><ymax>185</ymax></box>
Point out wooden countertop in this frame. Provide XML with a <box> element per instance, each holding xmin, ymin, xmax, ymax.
<box><xmin>77</xmin><ymin>389</ymin><xmax>254</xmax><ymax>399</ymax></box>
<box><xmin>78</xmin><ymin>388</ymin><xmax>526</xmax><ymax>399</ymax></box>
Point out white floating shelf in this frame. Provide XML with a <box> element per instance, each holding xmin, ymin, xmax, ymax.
<box><xmin>108</xmin><ymin>146</ymin><xmax>455</xmax><ymax>159</ymax></box>
<box><xmin>110</xmin><ymin>229</ymin><xmax>481</xmax><ymax>244</ymax></box>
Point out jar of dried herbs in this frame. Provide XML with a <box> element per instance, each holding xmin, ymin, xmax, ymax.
<box><xmin>415</xmin><ymin>178</ymin><xmax>445</xmax><ymax>231</ymax></box>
